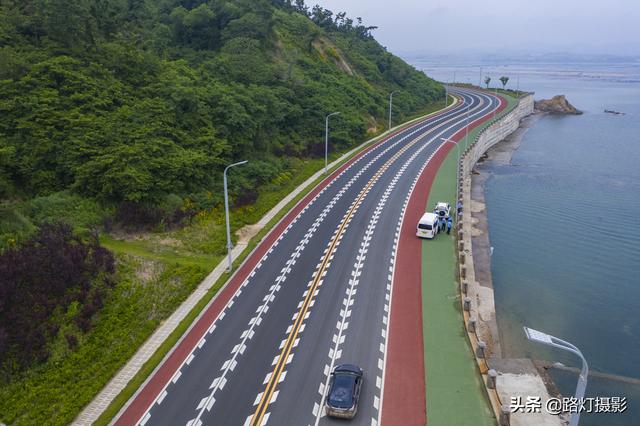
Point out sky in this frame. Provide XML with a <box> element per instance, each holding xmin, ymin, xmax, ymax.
<box><xmin>311</xmin><ymin>0</ymin><xmax>640</xmax><ymax>57</ymax></box>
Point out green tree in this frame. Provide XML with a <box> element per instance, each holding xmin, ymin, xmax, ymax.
<box><xmin>0</xmin><ymin>137</ymin><xmax>14</xmax><ymax>198</ymax></box>
<box><xmin>221</xmin><ymin>11</ymin><xmax>272</xmax><ymax>42</ymax></box>
<box><xmin>484</xmin><ymin>76</ymin><xmax>491</xmax><ymax>88</ymax></box>
<box><xmin>40</xmin><ymin>0</ymin><xmax>93</xmax><ymax>47</ymax></box>
<box><xmin>0</xmin><ymin>0</ymin><xmax>442</xmax><ymax>207</ymax></box>
<box><xmin>182</xmin><ymin>3</ymin><xmax>219</xmax><ymax>49</ymax></box>
<box><xmin>499</xmin><ymin>76</ymin><xmax>509</xmax><ymax>89</ymax></box>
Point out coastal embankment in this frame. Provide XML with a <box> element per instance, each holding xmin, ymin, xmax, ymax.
<box><xmin>455</xmin><ymin>93</ymin><xmax>568</xmax><ymax>425</ymax></box>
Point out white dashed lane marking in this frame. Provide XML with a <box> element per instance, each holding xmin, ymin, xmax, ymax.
<box><xmin>140</xmin><ymin>92</ymin><xmax>495</xmax><ymax>426</ymax></box>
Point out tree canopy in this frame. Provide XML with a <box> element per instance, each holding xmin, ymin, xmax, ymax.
<box><xmin>0</xmin><ymin>0</ymin><xmax>443</xmax><ymax>207</ymax></box>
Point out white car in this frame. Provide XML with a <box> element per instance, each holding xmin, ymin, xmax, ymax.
<box><xmin>434</xmin><ymin>202</ymin><xmax>451</xmax><ymax>220</ymax></box>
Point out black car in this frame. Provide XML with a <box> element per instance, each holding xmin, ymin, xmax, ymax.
<box><xmin>325</xmin><ymin>364</ymin><xmax>364</xmax><ymax>419</ymax></box>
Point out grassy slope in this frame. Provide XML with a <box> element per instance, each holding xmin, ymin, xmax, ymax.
<box><xmin>421</xmin><ymin>94</ymin><xmax>518</xmax><ymax>425</ymax></box>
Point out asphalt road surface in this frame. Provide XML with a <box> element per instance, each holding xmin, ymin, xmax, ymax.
<box><xmin>115</xmin><ymin>87</ymin><xmax>502</xmax><ymax>426</ymax></box>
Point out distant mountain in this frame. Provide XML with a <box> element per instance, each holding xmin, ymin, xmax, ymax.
<box><xmin>400</xmin><ymin>51</ymin><xmax>640</xmax><ymax>66</ymax></box>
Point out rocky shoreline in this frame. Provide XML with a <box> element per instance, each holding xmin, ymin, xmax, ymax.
<box><xmin>534</xmin><ymin>95</ymin><xmax>582</xmax><ymax>115</ymax></box>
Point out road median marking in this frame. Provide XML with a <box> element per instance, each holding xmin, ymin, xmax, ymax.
<box><xmin>249</xmin><ymin>129</ymin><xmax>427</xmax><ymax>426</ymax></box>
<box><xmin>252</xmin><ymin>94</ymin><xmax>489</xmax><ymax>426</ymax></box>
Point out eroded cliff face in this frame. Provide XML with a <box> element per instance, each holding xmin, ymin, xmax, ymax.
<box><xmin>534</xmin><ymin>95</ymin><xmax>583</xmax><ymax>114</ymax></box>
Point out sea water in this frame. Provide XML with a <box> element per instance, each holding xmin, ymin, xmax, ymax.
<box><xmin>413</xmin><ymin>59</ymin><xmax>640</xmax><ymax>425</ymax></box>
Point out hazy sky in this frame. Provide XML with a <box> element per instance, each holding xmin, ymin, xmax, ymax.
<box><xmin>312</xmin><ymin>0</ymin><xmax>640</xmax><ymax>56</ymax></box>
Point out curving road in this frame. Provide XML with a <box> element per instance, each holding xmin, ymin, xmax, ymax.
<box><xmin>114</xmin><ymin>87</ymin><xmax>503</xmax><ymax>426</ymax></box>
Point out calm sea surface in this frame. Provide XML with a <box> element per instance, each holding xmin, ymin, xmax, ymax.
<box><xmin>413</xmin><ymin>60</ymin><xmax>640</xmax><ymax>425</ymax></box>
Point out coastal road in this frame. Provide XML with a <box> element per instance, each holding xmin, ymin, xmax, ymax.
<box><xmin>114</xmin><ymin>87</ymin><xmax>504</xmax><ymax>426</ymax></box>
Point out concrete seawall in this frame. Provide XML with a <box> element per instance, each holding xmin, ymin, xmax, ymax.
<box><xmin>455</xmin><ymin>93</ymin><xmax>566</xmax><ymax>426</ymax></box>
<box><xmin>458</xmin><ymin>93</ymin><xmax>534</xmax><ymax>358</ymax></box>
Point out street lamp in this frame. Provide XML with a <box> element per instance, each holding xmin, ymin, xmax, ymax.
<box><xmin>223</xmin><ymin>160</ymin><xmax>248</xmax><ymax>272</ymax></box>
<box><xmin>524</xmin><ymin>327</ymin><xmax>588</xmax><ymax>426</ymax></box>
<box><xmin>441</xmin><ymin>137</ymin><xmax>461</xmax><ymax>199</ymax></box>
<box><xmin>444</xmin><ymin>86</ymin><xmax>448</xmax><ymax>108</ymax></box>
<box><xmin>325</xmin><ymin>112</ymin><xmax>340</xmax><ymax>174</ymax></box>
<box><xmin>464</xmin><ymin>104</ymin><xmax>471</xmax><ymax>152</ymax></box>
<box><xmin>388</xmin><ymin>91</ymin><xmax>396</xmax><ymax>130</ymax></box>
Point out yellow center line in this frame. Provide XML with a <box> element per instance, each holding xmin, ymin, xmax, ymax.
<box><xmin>249</xmin><ymin>142</ymin><xmax>421</xmax><ymax>426</ymax></box>
<box><xmin>250</xmin><ymin>96</ymin><xmax>465</xmax><ymax>426</ymax></box>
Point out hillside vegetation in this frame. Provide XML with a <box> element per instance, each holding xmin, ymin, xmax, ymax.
<box><xmin>0</xmin><ymin>1</ymin><xmax>443</xmax><ymax>424</ymax></box>
<box><xmin>0</xmin><ymin>0</ymin><xmax>442</xmax><ymax>216</ymax></box>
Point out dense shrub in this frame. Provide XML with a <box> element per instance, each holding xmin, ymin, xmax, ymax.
<box><xmin>114</xmin><ymin>197</ymin><xmax>196</xmax><ymax>230</ymax></box>
<box><xmin>0</xmin><ymin>223</ymin><xmax>115</xmax><ymax>373</ymax></box>
<box><xmin>25</xmin><ymin>191</ymin><xmax>109</xmax><ymax>231</ymax></box>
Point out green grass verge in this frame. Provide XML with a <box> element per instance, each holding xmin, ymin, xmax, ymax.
<box><xmin>420</xmin><ymin>94</ymin><xmax>519</xmax><ymax>424</ymax></box>
<box><xmin>421</xmin><ymin>151</ymin><xmax>495</xmax><ymax>425</ymax></box>
<box><xmin>100</xmin><ymin>236</ymin><xmax>220</xmax><ymax>271</ymax></box>
<box><xmin>93</xmin><ymin>100</ymin><xmax>451</xmax><ymax>425</ymax></box>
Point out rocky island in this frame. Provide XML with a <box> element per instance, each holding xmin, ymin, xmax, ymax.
<box><xmin>534</xmin><ymin>95</ymin><xmax>583</xmax><ymax>114</ymax></box>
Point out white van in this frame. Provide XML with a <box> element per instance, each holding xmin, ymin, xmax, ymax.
<box><xmin>416</xmin><ymin>212</ymin><xmax>439</xmax><ymax>239</ymax></box>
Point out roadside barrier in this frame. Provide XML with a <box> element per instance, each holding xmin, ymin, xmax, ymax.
<box><xmin>452</xmin><ymin>91</ymin><xmax>534</xmax><ymax>426</ymax></box>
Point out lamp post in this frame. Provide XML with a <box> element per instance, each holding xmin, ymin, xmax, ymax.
<box><xmin>388</xmin><ymin>91</ymin><xmax>396</xmax><ymax>130</ymax></box>
<box><xmin>464</xmin><ymin>104</ymin><xmax>471</xmax><ymax>152</ymax></box>
<box><xmin>223</xmin><ymin>160</ymin><xmax>248</xmax><ymax>272</ymax></box>
<box><xmin>493</xmin><ymin>86</ymin><xmax>498</xmax><ymax>119</ymax></box>
<box><xmin>441</xmin><ymin>137</ymin><xmax>461</xmax><ymax>199</ymax></box>
<box><xmin>524</xmin><ymin>327</ymin><xmax>588</xmax><ymax>426</ymax></box>
<box><xmin>445</xmin><ymin>86</ymin><xmax>448</xmax><ymax>108</ymax></box>
<box><xmin>325</xmin><ymin>111</ymin><xmax>340</xmax><ymax>174</ymax></box>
